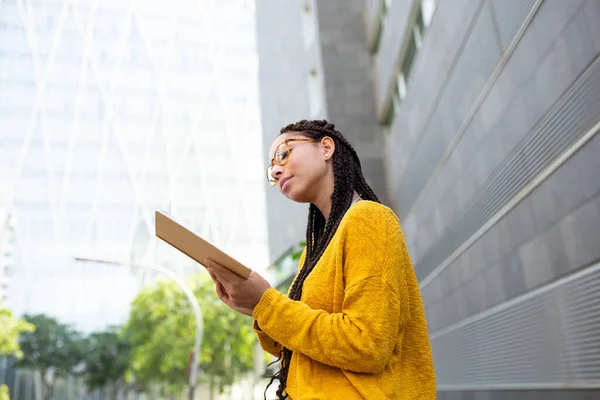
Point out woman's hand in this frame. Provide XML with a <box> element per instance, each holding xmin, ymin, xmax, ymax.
<box><xmin>208</xmin><ymin>270</ymin><xmax>254</xmax><ymax>316</ymax></box>
<box><xmin>205</xmin><ymin>259</ymin><xmax>272</xmax><ymax>314</ymax></box>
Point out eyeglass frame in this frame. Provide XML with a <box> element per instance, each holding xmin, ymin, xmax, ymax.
<box><xmin>266</xmin><ymin>138</ymin><xmax>320</xmax><ymax>186</ymax></box>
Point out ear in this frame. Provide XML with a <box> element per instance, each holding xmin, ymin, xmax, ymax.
<box><xmin>320</xmin><ymin>136</ymin><xmax>335</xmax><ymax>160</ymax></box>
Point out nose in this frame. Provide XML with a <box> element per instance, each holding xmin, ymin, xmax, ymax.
<box><xmin>271</xmin><ymin>163</ymin><xmax>284</xmax><ymax>181</ymax></box>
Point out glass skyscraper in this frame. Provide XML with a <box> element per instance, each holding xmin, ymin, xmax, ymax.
<box><xmin>0</xmin><ymin>0</ymin><xmax>268</xmax><ymax>333</ymax></box>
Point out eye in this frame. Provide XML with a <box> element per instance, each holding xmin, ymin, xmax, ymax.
<box><xmin>275</xmin><ymin>146</ymin><xmax>289</xmax><ymax>164</ymax></box>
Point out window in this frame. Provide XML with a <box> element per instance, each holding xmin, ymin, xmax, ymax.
<box><xmin>421</xmin><ymin>0</ymin><xmax>437</xmax><ymax>27</ymax></box>
<box><xmin>415</xmin><ymin>6</ymin><xmax>425</xmax><ymax>37</ymax></box>
<box><xmin>372</xmin><ymin>22</ymin><xmax>384</xmax><ymax>53</ymax></box>
<box><xmin>371</xmin><ymin>0</ymin><xmax>392</xmax><ymax>53</ymax></box>
<box><xmin>402</xmin><ymin>32</ymin><xmax>418</xmax><ymax>81</ymax></box>
<box><xmin>382</xmin><ymin>97</ymin><xmax>396</xmax><ymax>130</ymax></box>
<box><xmin>382</xmin><ymin>0</ymin><xmax>438</xmax><ymax>129</ymax></box>
<box><xmin>397</xmin><ymin>73</ymin><xmax>407</xmax><ymax>101</ymax></box>
<box><xmin>383</xmin><ymin>74</ymin><xmax>406</xmax><ymax>131</ymax></box>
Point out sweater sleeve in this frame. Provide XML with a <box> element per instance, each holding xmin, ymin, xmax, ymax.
<box><xmin>253</xmin><ymin>320</ymin><xmax>282</xmax><ymax>358</ymax></box>
<box><xmin>253</xmin><ymin>208</ymin><xmax>410</xmax><ymax>373</ymax></box>
<box><xmin>253</xmin><ymin>249</ymin><xmax>308</xmax><ymax>358</ymax></box>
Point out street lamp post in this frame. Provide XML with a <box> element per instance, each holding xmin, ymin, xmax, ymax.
<box><xmin>73</xmin><ymin>256</ymin><xmax>203</xmax><ymax>400</ymax></box>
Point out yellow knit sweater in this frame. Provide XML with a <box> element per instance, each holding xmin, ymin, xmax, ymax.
<box><xmin>253</xmin><ymin>201</ymin><xmax>436</xmax><ymax>399</ymax></box>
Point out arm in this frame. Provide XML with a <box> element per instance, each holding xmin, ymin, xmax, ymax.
<box><xmin>253</xmin><ymin>320</ymin><xmax>282</xmax><ymax>358</ymax></box>
<box><xmin>253</xmin><ymin>209</ymin><xmax>410</xmax><ymax>373</ymax></box>
<box><xmin>253</xmin><ymin>248</ymin><xmax>307</xmax><ymax>358</ymax></box>
<box><xmin>254</xmin><ymin>281</ymin><xmax>403</xmax><ymax>373</ymax></box>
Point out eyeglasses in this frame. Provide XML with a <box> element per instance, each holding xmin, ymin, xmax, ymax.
<box><xmin>266</xmin><ymin>138</ymin><xmax>320</xmax><ymax>186</ymax></box>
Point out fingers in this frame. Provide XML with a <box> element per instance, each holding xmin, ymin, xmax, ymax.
<box><xmin>210</xmin><ymin>271</ymin><xmax>229</xmax><ymax>301</ymax></box>
<box><xmin>206</xmin><ymin>262</ymin><xmax>246</xmax><ymax>313</ymax></box>
<box><xmin>207</xmin><ymin>267</ymin><xmax>229</xmax><ymax>291</ymax></box>
<box><xmin>214</xmin><ymin>280</ymin><xmax>228</xmax><ymax>301</ymax></box>
<box><xmin>205</xmin><ymin>259</ymin><xmax>239</xmax><ymax>285</ymax></box>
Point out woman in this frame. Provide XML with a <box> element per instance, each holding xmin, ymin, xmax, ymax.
<box><xmin>206</xmin><ymin>120</ymin><xmax>435</xmax><ymax>399</ymax></box>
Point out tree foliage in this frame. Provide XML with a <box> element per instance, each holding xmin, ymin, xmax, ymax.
<box><xmin>16</xmin><ymin>314</ymin><xmax>86</xmax><ymax>400</ymax></box>
<box><xmin>0</xmin><ymin>384</ymin><xmax>9</xmax><ymax>400</ymax></box>
<box><xmin>83</xmin><ymin>327</ymin><xmax>132</xmax><ymax>400</ymax></box>
<box><xmin>123</xmin><ymin>274</ymin><xmax>256</xmax><ymax>398</ymax></box>
<box><xmin>194</xmin><ymin>275</ymin><xmax>256</xmax><ymax>395</ymax></box>
<box><xmin>291</xmin><ymin>241</ymin><xmax>306</xmax><ymax>261</ymax></box>
<box><xmin>0</xmin><ymin>305</ymin><xmax>34</xmax><ymax>400</ymax></box>
<box><xmin>0</xmin><ymin>305</ymin><xmax>34</xmax><ymax>359</ymax></box>
<box><xmin>8</xmin><ymin>273</ymin><xmax>258</xmax><ymax>399</ymax></box>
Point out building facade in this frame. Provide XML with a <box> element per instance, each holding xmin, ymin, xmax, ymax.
<box><xmin>256</xmin><ymin>0</ymin><xmax>387</xmax><ymax>262</ymax></box>
<box><xmin>0</xmin><ymin>0</ymin><xmax>267</xmax><ymax>398</ymax></box>
<box><xmin>0</xmin><ymin>208</ymin><xmax>15</xmax><ymax>303</ymax></box>
<box><xmin>256</xmin><ymin>0</ymin><xmax>600</xmax><ymax>398</ymax></box>
<box><xmin>0</xmin><ymin>0</ymin><xmax>267</xmax><ymax>330</ymax></box>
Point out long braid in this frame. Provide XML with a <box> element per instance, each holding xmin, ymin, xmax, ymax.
<box><xmin>356</xmin><ymin>168</ymin><xmax>380</xmax><ymax>203</ymax></box>
<box><xmin>265</xmin><ymin>120</ymin><xmax>380</xmax><ymax>399</ymax></box>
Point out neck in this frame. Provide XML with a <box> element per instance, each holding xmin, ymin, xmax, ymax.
<box><xmin>314</xmin><ymin>189</ymin><xmax>360</xmax><ymax>221</ymax></box>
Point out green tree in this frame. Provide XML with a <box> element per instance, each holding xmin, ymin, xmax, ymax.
<box><xmin>291</xmin><ymin>241</ymin><xmax>306</xmax><ymax>261</ymax></box>
<box><xmin>0</xmin><ymin>305</ymin><xmax>35</xmax><ymax>400</ymax></box>
<box><xmin>83</xmin><ymin>327</ymin><xmax>132</xmax><ymax>400</ymax></box>
<box><xmin>16</xmin><ymin>314</ymin><xmax>86</xmax><ymax>400</ymax></box>
<box><xmin>0</xmin><ymin>305</ymin><xmax>35</xmax><ymax>359</ymax></box>
<box><xmin>195</xmin><ymin>275</ymin><xmax>256</xmax><ymax>397</ymax></box>
<box><xmin>123</xmin><ymin>274</ymin><xmax>255</xmax><ymax>400</ymax></box>
<box><xmin>0</xmin><ymin>384</ymin><xmax>9</xmax><ymax>400</ymax></box>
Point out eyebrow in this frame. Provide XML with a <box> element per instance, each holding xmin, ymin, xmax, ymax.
<box><xmin>268</xmin><ymin>139</ymin><xmax>287</xmax><ymax>160</ymax></box>
<box><xmin>268</xmin><ymin>136</ymin><xmax>306</xmax><ymax>160</ymax></box>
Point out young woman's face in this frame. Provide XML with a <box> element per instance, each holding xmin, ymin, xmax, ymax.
<box><xmin>267</xmin><ymin>132</ymin><xmax>334</xmax><ymax>203</ymax></box>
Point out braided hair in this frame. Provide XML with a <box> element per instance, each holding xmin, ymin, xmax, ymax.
<box><xmin>265</xmin><ymin>120</ymin><xmax>380</xmax><ymax>399</ymax></box>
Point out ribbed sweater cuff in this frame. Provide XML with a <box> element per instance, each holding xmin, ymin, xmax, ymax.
<box><xmin>253</xmin><ymin>287</ymin><xmax>279</xmax><ymax>322</ymax></box>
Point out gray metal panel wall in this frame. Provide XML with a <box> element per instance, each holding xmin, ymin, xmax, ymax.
<box><xmin>385</xmin><ymin>0</ymin><xmax>485</xmax><ymax>214</ymax></box>
<box><xmin>379</xmin><ymin>0</ymin><xmax>600</xmax><ymax>397</ymax></box>
<box><xmin>432</xmin><ymin>261</ymin><xmax>600</xmax><ymax>388</ymax></box>
<box><xmin>437</xmin><ymin>390</ymin><xmax>600</xmax><ymax>400</ymax></box>
<box><xmin>417</xmin><ymin>55</ymin><xmax>600</xmax><ymax>286</ymax></box>
<box><xmin>401</xmin><ymin>0</ymin><xmax>588</xmax><ymax>261</ymax></box>
<box><xmin>395</xmin><ymin>0</ymin><xmax>542</xmax><ymax>225</ymax></box>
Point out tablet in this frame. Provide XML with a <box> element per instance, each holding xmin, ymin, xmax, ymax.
<box><xmin>155</xmin><ymin>210</ymin><xmax>252</xmax><ymax>279</ymax></box>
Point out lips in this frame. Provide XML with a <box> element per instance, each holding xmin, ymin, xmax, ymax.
<box><xmin>280</xmin><ymin>176</ymin><xmax>292</xmax><ymax>192</ymax></box>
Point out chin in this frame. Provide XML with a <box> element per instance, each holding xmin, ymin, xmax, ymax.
<box><xmin>284</xmin><ymin>185</ymin><xmax>311</xmax><ymax>203</ymax></box>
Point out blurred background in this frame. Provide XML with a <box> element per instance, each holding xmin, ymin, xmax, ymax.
<box><xmin>1</xmin><ymin>0</ymin><xmax>600</xmax><ymax>399</ymax></box>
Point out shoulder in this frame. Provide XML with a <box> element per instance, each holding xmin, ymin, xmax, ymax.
<box><xmin>342</xmin><ymin>200</ymin><xmax>400</xmax><ymax>229</ymax></box>
<box><xmin>338</xmin><ymin>200</ymin><xmax>403</xmax><ymax>244</ymax></box>
<box><xmin>336</xmin><ymin>201</ymin><xmax>409</xmax><ymax>287</ymax></box>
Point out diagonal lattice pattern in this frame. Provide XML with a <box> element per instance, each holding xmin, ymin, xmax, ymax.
<box><xmin>0</xmin><ymin>0</ymin><xmax>268</xmax><ymax>332</ymax></box>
